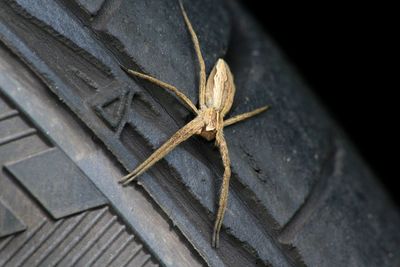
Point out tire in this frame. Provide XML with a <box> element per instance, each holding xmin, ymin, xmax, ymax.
<box><xmin>0</xmin><ymin>0</ymin><xmax>399</xmax><ymax>266</ymax></box>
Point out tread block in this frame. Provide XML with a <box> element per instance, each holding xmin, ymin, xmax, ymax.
<box><xmin>0</xmin><ymin>115</ymin><xmax>31</xmax><ymax>141</ymax></box>
<box><xmin>5</xmin><ymin>148</ymin><xmax>107</xmax><ymax>219</ymax></box>
<box><xmin>93</xmin><ymin>86</ymin><xmax>129</xmax><ymax>129</ymax></box>
<box><xmin>0</xmin><ymin>199</ymin><xmax>26</xmax><ymax>238</ymax></box>
<box><xmin>75</xmin><ymin>0</ymin><xmax>105</xmax><ymax>16</ymax></box>
<box><xmin>290</xmin><ymin>153</ymin><xmax>400</xmax><ymax>267</ymax></box>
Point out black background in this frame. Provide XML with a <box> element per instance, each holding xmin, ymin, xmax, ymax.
<box><xmin>239</xmin><ymin>1</ymin><xmax>398</xmax><ymax>206</ymax></box>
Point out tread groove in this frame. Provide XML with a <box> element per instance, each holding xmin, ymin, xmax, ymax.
<box><xmin>279</xmin><ymin>147</ymin><xmax>341</xmax><ymax>244</ymax></box>
<box><xmin>91</xmin><ymin>0</ymin><xmax>122</xmax><ymax>30</ymax></box>
<box><xmin>121</xmin><ymin>244</ymin><xmax>144</xmax><ymax>267</ymax></box>
<box><xmin>0</xmin><ymin>109</ymin><xmax>18</xmax><ymax>121</ymax></box>
<box><xmin>139</xmin><ymin>255</ymin><xmax>152</xmax><ymax>267</ymax></box>
<box><xmin>104</xmin><ymin>235</ymin><xmax>134</xmax><ymax>266</ymax></box>
<box><xmin>33</xmin><ymin>212</ymin><xmax>88</xmax><ymax>266</ymax></box>
<box><xmin>0</xmin><ymin>236</ymin><xmax>14</xmax><ymax>252</ymax></box>
<box><xmin>0</xmin><ymin>219</ymin><xmax>46</xmax><ymax>267</ymax></box>
<box><xmin>50</xmin><ymin>207</ymin><xmax>108</xmax><ymax>266</ymax></box>
<box><xmin>0</xmin><ymin>128</ymin><xmax>36</xmax><ymax>146</ymax></box>
<box><xmin>65</xmin><ymin>214</ymin><xmax>117</xmax><ymax>267</ymax></box>
<box><xmin>14</xmin><ymin>219</ymin><xmax>65</xmax><ymax>267</ymax></box>
<box><xmin>85</xmin><ymin>224</ymin><xmax>125</xmax><ymax>266</ymax></box>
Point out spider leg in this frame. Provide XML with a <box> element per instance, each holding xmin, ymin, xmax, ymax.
<box><xmin>224</xmin><ymin>106</ymin><xmax>269</xmax><ymax>127</ymax></box>
<box><xmin>179</xmin><ymin>1</ymin><xmax>207</xmax><ymax>108</ymax></box>
<box><xmin>119</xmin><ymin>116</ymin><xmax>205</xmax><ymax>185</ymax></box>
<box><xmin>212</xmin><ymin>130</ymin><xmax>231</xmax><ymax>248</ymax></box>
<box><xmin>122</xmin><ymin>66</ymin><xmax>198</xmax><ymax>114</ymax></box>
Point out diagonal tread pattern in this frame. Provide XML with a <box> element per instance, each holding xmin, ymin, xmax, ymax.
<box><xmin>0</xmin><ymin>0</ymin><xmax>399</xmax><ymax>266</ymax></box>
<box><xmin>0</xmin><ymin>92</ymin><xmax>159</xmax><ymax>267</ymax></box>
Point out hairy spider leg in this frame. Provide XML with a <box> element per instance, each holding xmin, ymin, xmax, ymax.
<box><xmin>224</xmin><ymin>106</ymin><xmax>269</xmax><ymax>127</ymax></box>
<box><xmin>179</xmin><ymin>1</ymin><xmax>207</xmax><ymax>108</ymax></box>
<box><xmin>212</xmin><ymin>129</ymin><xmax>231</xmax><ymax>248</ymax></box>
<box><xmin>121</xmin><ymin>67</ymin><xmax>198</xmax><ymax>114</ymax></box>
<box><xmin>119</xmin><ymin>116</ymin><xmax>205</xmax><ymax>185</ymax></box>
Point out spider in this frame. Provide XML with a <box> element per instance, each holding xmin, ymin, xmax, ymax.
<box><xmin>120</xmin><ymin>1</ymin><xmax>269</xmax><ymax>248</ymax></box>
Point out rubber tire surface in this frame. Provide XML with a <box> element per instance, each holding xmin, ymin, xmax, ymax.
<box><xmin>0</xmin><ymin>0</ymin><xmax>399</xmax><ymax>266</ymax></box>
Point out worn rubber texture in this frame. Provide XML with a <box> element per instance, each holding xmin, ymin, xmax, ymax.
<box><xmin>0</xmin><ymin>0</ymin><xmax>399</xmax><ymax>266</ymax></box>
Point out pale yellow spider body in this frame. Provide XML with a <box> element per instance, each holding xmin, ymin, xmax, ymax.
<box><xmin>120</xmin><ymin>2</ymin><xmax>269</xmax><ymax>248</ymax></box>
<box><xmin>198</xmin><ymin>58</ymin><xmax>234</xmax><ymax>140</ymax></box>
